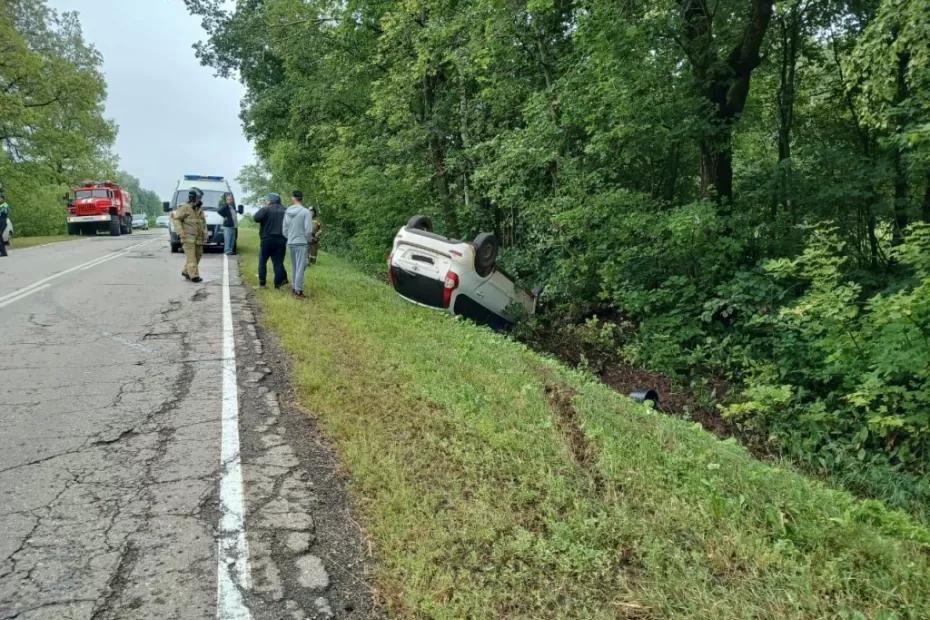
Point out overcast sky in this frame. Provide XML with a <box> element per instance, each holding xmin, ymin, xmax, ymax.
<box><xmin>46</xmin><ymin>0</ymin><xmax>252</xmax><ymax>202</ymax></box>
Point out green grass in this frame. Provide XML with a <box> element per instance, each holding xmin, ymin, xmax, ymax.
<box><xmin>239</xmin><ymin>229</ymin><xmax>930</xmax><ymax>619</ymax></box>
<box><xmin>9</xmin><ymin>234</ymin><xmax>73</xmax><ymax>249</ymax></box>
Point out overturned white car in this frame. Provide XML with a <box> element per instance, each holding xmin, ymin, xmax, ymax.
<box><xmin>388</xmin><ymin>215</ymin><xmax>540</xmax><ymax>328</ymax></box>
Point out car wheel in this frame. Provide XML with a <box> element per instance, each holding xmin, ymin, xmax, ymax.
<box><xmin>67</xmin><ymin>223</ymin><xmax>79</xmax><ymax>235</ymax></box>
<box><xmin>473</xmin><ymin>232</ymin><xmax>499</xmax><ymax>277</ymax></box>
<box><xmin>406</xmin><ymin>215</ymin><xmax>433</xmax><ymax>232</ymax></box>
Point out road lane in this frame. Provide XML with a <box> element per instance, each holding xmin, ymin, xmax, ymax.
<box><xmin>0</xmin><ymin>232</ymin><xmax>228</xmax><ymax>618</ymax></box>
<box><xmin>0</xmin><ymin>232</ymin><xmax>377</xmax><ymax>620</ymax></box>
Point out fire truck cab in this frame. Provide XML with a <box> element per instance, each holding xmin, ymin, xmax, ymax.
<box><xmin>66</xmin><ymin>181</ymin><xmax>133</xmax><ymax>237</ymax></box>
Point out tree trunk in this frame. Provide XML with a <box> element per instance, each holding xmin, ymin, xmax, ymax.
<box><xmin>681</xmin><ymin>0</ymin><xmax>775</xmax><ymax>206</ymax></box>
<box><xmin>422</xmin><ymin>71</ymin><xmax>459</xmax><ymax>238</ymax></box>
<box><xmin>774</xmin><ymin>6</ymin><xmax>800</xmax><ymax>220</ymax></box>
<box><xmin>892</xmin><ymin>151</ymin><xmax>909</xmax><ymax>244</ymax></box>
<box><xmin>428</xmin><ymin>131</ymin><xmax>458</xmax><ymax>238</ymax></box>
<box><xmin>700</xmin><ymin>133</ymin><xmax>734</xmax><ymax>204</ymax></box>
<box><xmin>923</xmin><ymin>170</ymin><xmax>930</xmax><ymax>224</ymax></box>
<box><xmin>660</xmin><ymin>143</ymin><xmax>681</xmax><ymax>202</ymax></box>
<box><xmin>891</xmin><ymin>49</ymin><xmax>910</xmax><ymax>244</ymax></box>
<box><xmin>866</xmin><ymin>203</ymin><xmax>880</xmax><ymax>267</ymax></box>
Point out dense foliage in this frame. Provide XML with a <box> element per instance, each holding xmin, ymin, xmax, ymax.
<box><xmin>187</xmin><ymin>0</ymin><xmax>930</xmax><ymax>504</ymax></box>
<box><xmin>0</xmin><ymin>1</ymin><xmax>159</xmax><ymax>234</ymax></box>
<box><xmin>117</xmin><ymin>171</ymin><xmax>164</xmax><ymax>220</ymax></box>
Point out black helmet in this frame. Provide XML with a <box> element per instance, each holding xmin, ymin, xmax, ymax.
<box><xmin>188</xmin><ymin>187</ymin><xmax>204</xmax><ymax>202</ymax></box>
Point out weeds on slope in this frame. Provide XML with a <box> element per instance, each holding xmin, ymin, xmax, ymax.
<box><xmin>239</xmin><ymin>231</ymin><xmax>930</xmax><ymax>620</ymax></box>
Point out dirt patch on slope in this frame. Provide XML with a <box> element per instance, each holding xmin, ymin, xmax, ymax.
<box><xmin>544</xmin><ymin>382</ymin><xmax>606</xmax><ymax>493</ymax></box>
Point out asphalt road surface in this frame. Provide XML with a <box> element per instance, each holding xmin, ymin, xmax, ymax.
<box><xmin>0</xmin><ymin>233</ymin><xmax>376</xmax><ymax>620</ymax></box>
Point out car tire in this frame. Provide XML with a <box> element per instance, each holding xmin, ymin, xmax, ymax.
<box><xmin>406</xmin><ymin>215</ymin><xmax>433</xmax><ymax>232</ymax></box>
<box><xmin>67</xmin><ymin>223</ymin><xmax>79</xmax><ymax>235</ymax></box>
<box><xmin>473</xmin><ymin>232</ymin><xmax>499</xmax><ymax>277</ymax></box>
<box><xmin>109</xmin><ymin>217</ymin><xmax>121</xmax><ymax>236</ymax></box>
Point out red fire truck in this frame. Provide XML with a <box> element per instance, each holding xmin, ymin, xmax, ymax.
<box><xmin>66</xmin><ymin>180</ymin><xmax>134</xmax><ymax>236</ymax></box>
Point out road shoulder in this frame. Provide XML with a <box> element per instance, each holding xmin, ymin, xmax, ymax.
<box><xmin>231</xmin><ymin>266</ymin><xmax>381</xmax><ymax>620</ymax></box>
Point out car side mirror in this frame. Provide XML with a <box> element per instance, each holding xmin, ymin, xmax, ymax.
<box><xmin>237</xmin><ymin>205</ymin><xmax>244</xmax><ymax>215</ymax></box>
<box><xmin>162</xmin><ymin>201</ymin><xmax>170</xmax><ymax>213</ymax></box>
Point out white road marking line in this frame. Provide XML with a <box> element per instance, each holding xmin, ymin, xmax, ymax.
<box><xmin>217</xmin><ymin>254</ymin><xmax>253</xmax><ymax>619</ymax></box>
<box><xmin>0</xmin><ymin>284</ymin><xmax>51</xmax><ymax>309</ymax></box>
<box><xmin>0</xmin><ymin>240</ymin><xmax>152</xmax><ymax>305</ymax></box>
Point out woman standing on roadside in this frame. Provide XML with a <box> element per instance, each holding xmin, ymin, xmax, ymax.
<box><xmin>0</xmin><ymin>194</ymin><xmax>10</xmax><ymax>258</ymax></box>
<box><xmin>218</xmin><ymin>192</ymin><xmax>238</xmax><ymax>255</ymax></box>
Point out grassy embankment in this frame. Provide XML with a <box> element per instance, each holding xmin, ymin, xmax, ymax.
<box><xmin>239</xmin><ymin>230</ymin><xmax>930</xmax><ymax>619</ymax></box>
<box><xmin>8</xmin><ymin>234</ymin><xmax>72</xmax><ymax>249</ymax></box>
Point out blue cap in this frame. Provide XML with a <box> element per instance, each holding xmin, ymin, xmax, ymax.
<box><xmin>267</xmin><ymin>192</ymin><xmax>281</xmax><ymax>204</ymax></box>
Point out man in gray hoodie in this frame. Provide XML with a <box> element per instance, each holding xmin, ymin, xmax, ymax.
<box><xmin>282</xmin><ymin>190</ymin><xmax>314</xmax><ymax>298</ymax></box>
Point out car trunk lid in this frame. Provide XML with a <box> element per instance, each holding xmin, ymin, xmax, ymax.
<box><xmin>390</xmin><ymin>243</ymin><xmax>452</xmax><ymax>308</ymax></box>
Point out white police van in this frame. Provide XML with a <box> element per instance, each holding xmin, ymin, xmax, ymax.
<box><xmin>163</xmin><ymin>175</ymin><xmax>241</xmax><ymax>253</ymax></box>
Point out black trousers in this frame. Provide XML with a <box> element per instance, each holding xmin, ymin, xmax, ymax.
<box><xmin>0</xmin><ymin>215</ymin><xmax>7</xmax><ymax>256</ymax></box>
<box><xmin>258</xmin><ymin>237</ymin><xmax>287</xmax><ymax>287</ymax></box>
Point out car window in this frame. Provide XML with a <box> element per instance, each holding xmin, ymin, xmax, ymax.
<box><xmin>173</xmin><ymin>190</ymin><xmax>227</xmax><ymax>211</ymax></box>
<box><xmin>75</xmin><ymin>189</ymin><xmax>109</xmax><ymax>199</ymax></box>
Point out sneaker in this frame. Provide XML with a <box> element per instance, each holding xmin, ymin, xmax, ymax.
<box><xmin>293</xmin><ymin>290</ymin><xmax>305</xmax><ymax>298</ymax></box>
<box><xmin>191</xmin><ymin>276</ymin><xmax>203</xmax><ymax>283</ymax></box>
<box><xmin>258</xmin><ymin>282</ymin><xmax>266</xmax><ymax>288</ymax></box>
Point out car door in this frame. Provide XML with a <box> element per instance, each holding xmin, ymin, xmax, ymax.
<box><xmin>471</xmin><ymin>268</ymin><xmax>535</xmax><ymax>321</ymax></box>
<box><xmin>470</xmin><ymin>271</ymin><xmax>517</xmax><ymax>317</ymax></box>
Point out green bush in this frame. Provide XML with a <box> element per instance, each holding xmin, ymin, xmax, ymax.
<box><xmin>722</xmin><ymin>225</ymin><xmax>930</xmax><ymax>471</ymax></box>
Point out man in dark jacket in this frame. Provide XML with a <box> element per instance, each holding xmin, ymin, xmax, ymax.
<box><xmin>252</xmin><ymin>193</ymin><xmax>288</xmax><ymax>288</ymax></box>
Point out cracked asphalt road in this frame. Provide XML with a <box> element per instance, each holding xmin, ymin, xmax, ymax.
<box><xmin>0</xmin><ymin>233</ymin><xmax>378</xmax><ymax>620</ymax></box>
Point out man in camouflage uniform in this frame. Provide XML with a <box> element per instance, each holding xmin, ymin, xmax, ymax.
<box><xmin>174</xmin><ymin>188</ymin><xmax>207</xmax><ymax>282</ymax></box>
<box><xmin>308</xmin><ymin>205</ymin><xmax>322</xmax><ymax>265</ymax></box>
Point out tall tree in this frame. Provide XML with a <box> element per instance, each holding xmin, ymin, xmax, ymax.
<box><xmin>846</xmin><ymin>0</ymin><xmax>930</xmax><ymax>235</ymax></box>
<box><xmin>678</xmin><ymin>0</ymin><xmax>775</xmax><ymax>204</ymax></box>
<box><xmin>0</xmin><ymin>0</ymin><xmax>116</xmax><ymax>235</ymax></box>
